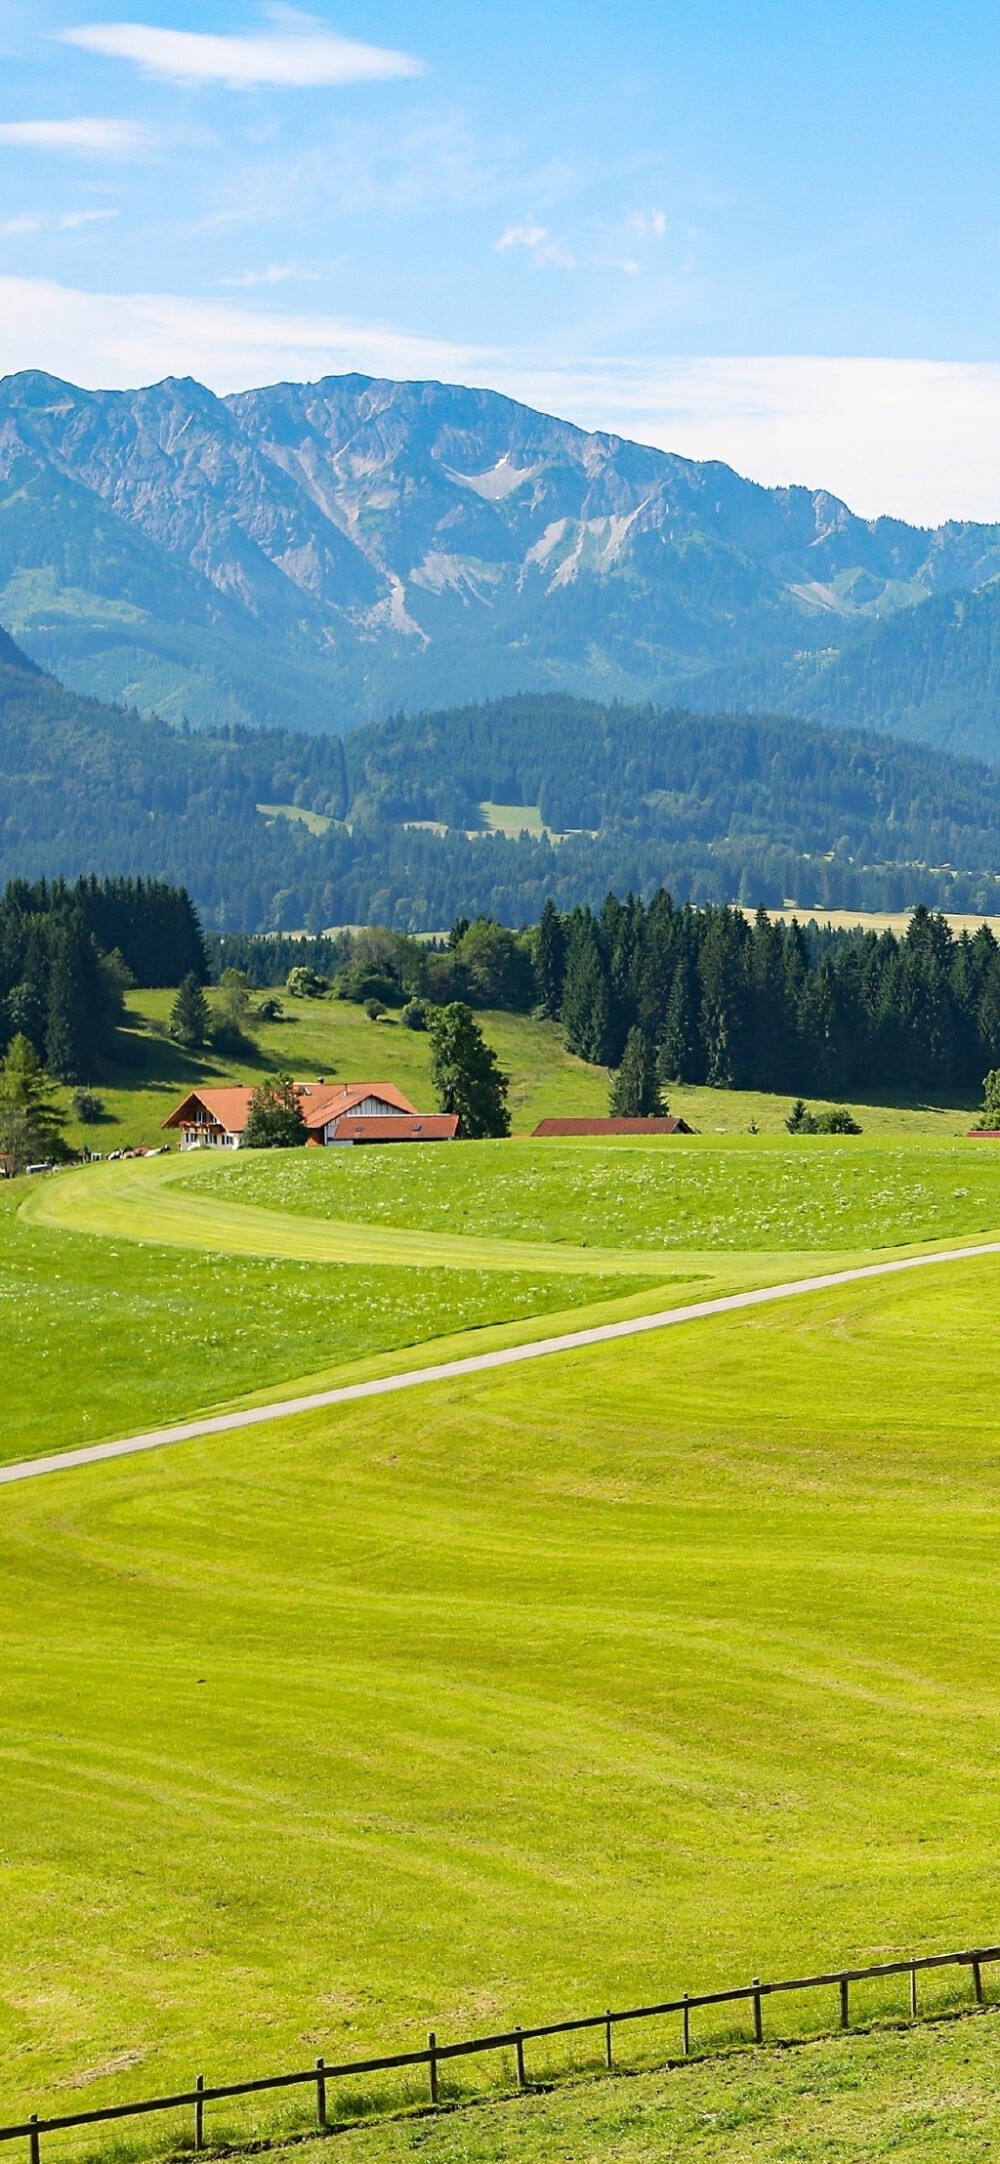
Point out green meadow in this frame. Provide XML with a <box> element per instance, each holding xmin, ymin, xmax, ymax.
<box><xmin>307</xmin><ymin>2011</ymin><xmax>1000</xmax><ymax>2163</ymax></box>
<box><xmin>5</xmin><ymin>1249</ymin><xmax>1000</xmax><ymax>2163</ymax></box>
<box><xmin>5</xmin><ymin>1017</ymin><xmax>1000</xmax><ymax>2164</ymax></box>
<box><xmin>189</xmin><ymin>1131</ymin><xmax>1000</xmax><ymax>1253</ymax></box>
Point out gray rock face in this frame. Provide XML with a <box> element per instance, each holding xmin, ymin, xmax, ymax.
<box><xmin>3</xmin><ymin>367</ymin><xmax>1000</xmax><ymax>732</ymax></box>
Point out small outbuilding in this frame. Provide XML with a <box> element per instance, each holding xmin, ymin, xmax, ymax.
<box><xmin>531</xmin><ymin>1116</ymin><xmax>693</xmax><ymax>1137</ymax></box>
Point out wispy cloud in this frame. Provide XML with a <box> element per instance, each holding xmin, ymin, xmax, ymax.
<box><xmin>625</xmin><ymin>209</ymin><xmax>667</xmax><ymax>241</ymax></box>
<box><xmin>218</xmin><ymin>261</ymin><xmax>325</xmax><ymax>287</ymax></box>
<box><xmin>0</xmin><ymin>208</ymin><xmax>119</xmax><ymax>235</ymax></box>
<box><xmin>495</xmin><ymin>220</ymin><xmax>576</xmax><ymax>269</ymax></box>
<box><xmin>61</xmin><ymin>22</ymin><xmax>424</xmax><ymax>89</ymax></box>
<box><xmin>0</xmin><ymin>118</ymin><xmax>148</xmax><ymax>155</ymax></box>
<box><xmin>0</xmin><ymin>273</ymin><xmax>480</xmax><ymax>391</ymax></box>
<box><xmin>499</xmin><ymin>355</ymin><xmax>1000</xmax><ymax>525</ymax></box>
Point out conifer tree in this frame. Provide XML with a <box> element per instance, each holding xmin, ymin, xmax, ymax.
<box><xmin>609</xmin><ymin>1028</ymin><xmax>665</xmax><ymax>1117</ymax></box>
<box><xmin>0</xmin><ymin>1034</ymin><xmax>69</xmax><ymax>1170</ymax></box>
<box><xmin>533</xmin><ymin>899</ymin><xmax>566</xmax><ymax>1017</ymax></box>
<box><xmin>561</xmin><ymin>917</ymin><xmax>615</xmax><ymax>1065</ymax></box>
<box><xmin>170</xmin><ymin>972</ymin><xmax>210</xmax><ymax>1048</ymax></box>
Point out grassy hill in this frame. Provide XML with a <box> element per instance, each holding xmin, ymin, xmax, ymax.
<box><xmin>5</xmin><ymin>1229</ymin><xmax>1000</xmax><ymax>2158</ymax></box>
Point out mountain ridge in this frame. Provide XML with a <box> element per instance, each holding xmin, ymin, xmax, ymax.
<box><xmin>6</xmin><ymin>366</ymin><xmax>1000</xmax><ymax>742</ymax></box>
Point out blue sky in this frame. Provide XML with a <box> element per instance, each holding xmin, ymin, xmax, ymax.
<box><xmin>2</xmin><ymin>1</ymin><xmax>1000</xmax><ymax>520</ymax></box>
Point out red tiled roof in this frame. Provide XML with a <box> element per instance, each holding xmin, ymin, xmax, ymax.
<box><xmin>531</xmin><ymin>1116</ymin><xmax>693</xmax><ymax>1137</ymax></box>
<box><xmin>163</xmin><ymin>1080</ymin><xmax>419</xmax><ymax>1134</ymax></box>
<box><xmin>331</xmin><ymin>1114</ymin><xmax>459</xmax><ymax>1144</ymax></box>
<box><xmin>299</xmin><ymin>1080</ymin><xmax>418</xmax><ymax>1130</ymax></box>
<box><xmin>162</xmin><ymin>1086</ymin><xmax>254</xmax><ymax>1132</ymax></box>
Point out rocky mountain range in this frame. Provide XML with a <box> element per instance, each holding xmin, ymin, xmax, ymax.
<box><xmin>5</xmin><ymin>367</ymin><xmax>1000</xmax><ymax>753</ymax></box>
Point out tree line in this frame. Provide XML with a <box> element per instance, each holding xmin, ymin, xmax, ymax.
<box><xmin>538</xmin><ymin>894</ymin><xmax>1000</xmax><ymax>1097</ymax></box>
<box><xmin>0</xmin><ymin>876</ymin><xmax>207</xmax><ymax>1082</ymax></box>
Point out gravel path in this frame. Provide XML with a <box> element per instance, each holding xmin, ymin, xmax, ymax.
<box><xmin>4</xmin><ymin>1239</ymin><xmax>999</xmax><ymax>1490</ymax></box>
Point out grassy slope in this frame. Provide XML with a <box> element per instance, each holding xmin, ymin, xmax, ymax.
<box><xmin>0</xmin><ymin>1178</ymin><xmax>647</xmax><ymax>1465</ymax></box>
<box><xmin>311</xmin><ymin>2010</ymin><xmax>1000</xmax><ymax>2164</ymax></box>
<box><xmin>5</xmin><ymin>1254</ymin><xmax>1000</xmax><ymax>2150</ymax></box>
<box><xmin>58</xmin><ymin>987</ymin><xmax>979</xmax><ymax>1155</ymax></box>
<box><xmin>186</xmin><ymin>1132</ymin><xmax>1000</xmax><ymax>1252</ymax></box>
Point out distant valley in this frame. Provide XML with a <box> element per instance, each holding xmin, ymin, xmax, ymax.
<box><xmin>5</xmin><ymin>366</ymin><xmax>1000</xmax><ymax>753</ymax></box>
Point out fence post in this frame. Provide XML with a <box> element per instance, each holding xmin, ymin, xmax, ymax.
<box><xmin>682</xmin><ymin>1994</ymin><xmax>690</xmax><ymax>2056</ymax></box>
<box><xmin>315</xmin><ymin>2056</ymin><xmax>327</xmax><ymax>2130</ymax></box>
<box><xmin>28</xmin><ymin>2116</ymin><xmax>39</xmax><ymax>2164</ymax></box>
<box><xmin>428</xmin><ymin>2032</ymin><xmax>438</xmax><ymax>2105</ymax></box>
<box><xmin>752</xmin><ymin>1981</ymin><xmax>763</xmax><ymax>2045</ymax></box>
<box><xmin>194</xmin><ymin>2075</ymin><xmax>205</xmax><ymax>2153</ymax></box>
<box><xmin>910</xmin><ymin>1965</ymin><xmax>918</xmax><ymax>2019</ymax></box>
<box><xmin>605</xmin><ymin>2010</ymin><xmax>613</xmax><ymax>2070</ymax></box>
<box><xmin>973</xmin><ymin>1958</ymin><xmax>984</xmax><ymax>2005</ymax></box>
<box><xmin>839</xmin><ymin>1976</ymin><xmax>849</xmax><ymax>2028</ymax></box>
<box><xmin>514</xmin><ymin>2026</ymin><xmax>526</xmax><ymax>2089</ymax></box>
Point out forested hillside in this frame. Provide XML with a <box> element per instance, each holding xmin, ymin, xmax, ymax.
<box><xmin>6</xmin><ymin>649</ymin><xmax>1000</xmax><ymax>930</ymax></box>
<box><xmin>0</xmin><ymin>875</ymin><xmax>205</xmax><ymax>1081</ymax></box>
<box><xmin>695</xmin><ymin>581</ymin><xmax>1000</xmax><ymax>763</ymax></box>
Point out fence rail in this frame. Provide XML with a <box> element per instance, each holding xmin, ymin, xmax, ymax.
<box><xmin>4</xmin><ymin>1941</ymin><xmax>998</xmax><ymax>2159</ymax></box>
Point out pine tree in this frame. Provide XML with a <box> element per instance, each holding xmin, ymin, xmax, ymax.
<box><xmin>0</xmin><ymin>1034</ymin><xmax>69</xmax><ymax>1170</ymax></box>
<box><xmin>533</xmin><ymin>900</ymin><xmax>566</xmax><ymax>1018</ymax></box>
<box><xmin>428</xmin><ymin>1002</ymin><xmax>510</xmax><ymax>1138</ymax></box>
<box><xmin>609</xmin><ymin>1028</ymin><xmax>665</xmax><ymax>1117</ymax></box>
<box><xmin>561</xmin><ymin>918</ymin><xmax>615</xmax><ymax>1064</ymax></box>
<box><xmin>170</xmin><ymin>972</ymin><xmax>210</xmax><ymax>1048</ymax></box>
<box><xmin>658</xmin><ymin>956</ymin><xmax>701</xmax><ymax>1082</ymax></box>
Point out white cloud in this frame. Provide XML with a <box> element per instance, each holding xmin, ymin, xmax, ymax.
<box><xmin>62</xmin><ymin>22</ymin><xmax>423</xmax><ymax>89</ymax></box>
<box><xmin>496</xmin><ymin>219</ymin><xmax>548</xmax><ymax>254</ymax></box>
<box><xmin>499</xmin><ymin>355</ymin><xmax>1000</xmax><ymax>525</ymax></box>
<box><xmin>0</xmin><ymin>273</ymin><xmax>479</xmax><ymax>391</ymax></box>
<box><xmin>0</xmin><ymin>118</ymin><xmax>148</xmax><ymax>155</ymax></box>
<box><xmin>0</xmin><ymin>208</ymin><xmax>119</xmax><ymax>235</ymax></box>
<box><xmin>1</xmin><ymin>280</ymin><xmax>999</xmax><ymax>525</ymax></box>
<box><xmin>495</xmin><ymin>220</ymin><xmax>576</xmax><ymax>269</ymax></box>
<box><xmin>625</xmin><ymin>210</ymin><xmax>667</xmax><ymax>240</ymax></box>
<box><xmin>218</xmin><ymin>262</ymin><xmax>324</xmax><ymax>287</ymax></box>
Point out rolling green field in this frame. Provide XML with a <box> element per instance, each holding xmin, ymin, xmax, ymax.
<box><xmin>5</xmin><ymin>1250</ymin><xmax>1000</xmax><ymax>2161</ymax></box>
<box><xmin>6</xmin><ymin>1030</ymin><xmax>1000</xmax><ymax>2164</ymax></box>
<box><xmin>0</xmin><ymin>1177</ymin><xmax>653</xmax><ymax>1466</ymax></box>
<box><xmin>189</xmin><ymin>1132</ymin><xmax>1000</xmax><ymax>1253</ymax></box>
<box><xmin>308</xmin><ymin>2011</ymin><xmax>1000</xmax><ymax>2163</ymax></box>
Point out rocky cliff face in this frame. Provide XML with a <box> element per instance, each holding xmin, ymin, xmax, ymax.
<box><xmin>3</xmin><ymin>367</ymin><xmax>1000</xmax><ymax>733</ymax></box>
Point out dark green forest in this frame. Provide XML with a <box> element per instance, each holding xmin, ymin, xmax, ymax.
<box><xmin>5</xmin><ymin>641</ymin><xmax>1000</xmax><ymax>932</ymax></box>
<box><xmin>539</xmin><ymin>894</ymin><xmax>1000</xmax><ymax>1099</ymax></box>
<box><xmin>0</xmin><ymin>876</ymin><xmax>206</xmax><ymax>1080</ymax></box>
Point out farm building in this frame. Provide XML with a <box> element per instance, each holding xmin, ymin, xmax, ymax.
<box><xmin>531</xmin><ymin>1116</ymin><xmax>693</xmax><ymax>1137</ymax></box>
<box><xmin>163</xmin><ymin>1081</ymin><xmax>458</xmax><ymax>1149</ymax></box>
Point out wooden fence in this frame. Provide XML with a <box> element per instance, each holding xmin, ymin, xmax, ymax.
<box><xmin>3</xmin><ymin>1940</ymin><xmax>998</xmax><ymax>2163</ymax></box>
